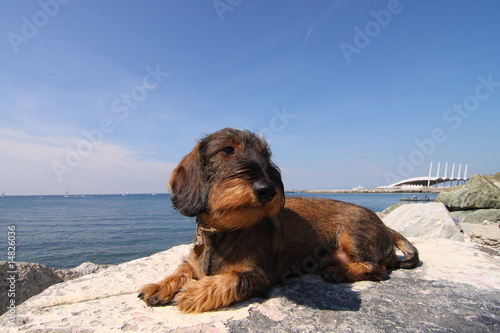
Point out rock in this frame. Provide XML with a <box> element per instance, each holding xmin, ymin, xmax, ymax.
<box><xmin>486</xmin><ymin>172</ymin><xmax>500</xmax><ymax>189</ymax></box>
<box><xmin>59</xmin><ymin>261</ymin><xmax>112</xmax><ymax>280</ymax></box>
<box><xmin>382</xmin><ymin>202</ymin><xmax>406</xmax><ymax>215</ymax></box>
<box><xmin>460</xmin><ymin>222</ymin><xmax>500</xmax><ymax>250</ymax></box>
<box><xmin>436</xmin><ymin>174</ymin><xmax>500</xmax><ymax>211</ymax></box>
<box><xmin>383</xmin><ymin>202</ymin><xmax>464</xmax><ymax>241</ymax></box>
<box><xmin>1</xmin><ymin>241</ymin><xmax>499</xmax><ymax>332</ymax></box>
<box><xmin>449</xmin><ymin>209</ymin><xmax>500</xmax><ymax>224</ymax></box>
<box><xmin>0</xmin><ymin>262</ymin><xmax>64</xmax><ymax>316</ymax></box>
<box><xmin>0</xmin><ymin>261</ymin><xmax>111</xmax><ymax>315</ymax></box>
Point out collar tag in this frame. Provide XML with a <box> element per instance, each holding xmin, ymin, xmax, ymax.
<box><xmin>194</xmin><ymin>223</ymin><xmax>218</xmax><ymax>257</ymax></box>
<box><xmin>194</xmin><ymin>243</ymin><xmax>204</xmax><ymax>256</ymax></box>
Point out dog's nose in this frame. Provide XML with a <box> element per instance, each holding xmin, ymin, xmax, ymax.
<box><xmin>253</xmin><ymin>181</ymin><xmax>277</xmax><ymax>203</ymax></box>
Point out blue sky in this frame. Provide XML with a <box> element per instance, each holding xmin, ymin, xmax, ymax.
<box><xmin>1</xmin><ymin>0</ymin><xmax>499</xmax><ymax>195</ymax></box>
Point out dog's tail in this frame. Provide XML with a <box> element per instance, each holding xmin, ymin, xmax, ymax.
<box><xmin>388</xmin><ymin>227</ymin><xmax>419</xmax><ymax>269</ymax></box>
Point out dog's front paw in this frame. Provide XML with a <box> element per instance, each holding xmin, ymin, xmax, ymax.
<box><xmin>175</xmin><ymin>280</ymin><xmax>212</xmax><ymax>313</ymax></box>
<box><xmin>138</xmin><ymin>283</ymin><xmax>176</xmax><ymax>306</ymax></box>
<box><xmin>175</xmin><ymin>277</ymin><xmax>236</xmax><ymax>313</ymax></box>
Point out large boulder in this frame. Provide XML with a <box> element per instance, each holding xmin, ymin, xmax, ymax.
<box><xmin>436</xmin><ymin>174</ymin><xmax>500</xmax><ymax>211</ymax></box>
<box><xmin>1</xmin><ymin>241</ymin><xmax>499</xmax><ymax>332</ymax></box>
<box><xmin>383</xmin><ymin>202</ymin><xmax>464</xmax><ymax>241</ymax></box>
<box><xmin>460</xmin><ymin>223</ymin><xmax>500</xmax><ymax>250</ymax></box>
<box><xmin>449</xmin><ymin>209</ymin><xmax>500</xmax><ymax>224</ymax></box>
<box><xmin>382</xmin><ymin>202</ymin><xmax>406</xmax><ymax>215</ymax></box>
<box><xmin>487</xmin><ymin>172</ymin><xmax>500</xmax><ymax>187</ymax></box>
<box><xmin>0</xmin><ymin>262</ymin><xmax>64</xmax><ymax>316</ymax></box>
<box><xmin>0</xmin><ymin>261</ymin><xmax>110</xmax><ymax>315</ymax></box>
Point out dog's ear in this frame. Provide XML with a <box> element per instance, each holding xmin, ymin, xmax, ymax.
<box><xmin>168</xmin><ymin>143</ymin><xmax>209</xmax><ymax>216</ymax></box>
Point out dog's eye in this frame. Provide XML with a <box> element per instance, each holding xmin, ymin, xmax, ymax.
<box><xmin>221</xmin><ymin>146</ymin><xmax>235</xmax><ymax>155</ymax></box>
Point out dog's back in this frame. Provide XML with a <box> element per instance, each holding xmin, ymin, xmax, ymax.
<box><xmin>273</xmin><ymin>196</ymin><xmax>418</xmax><ymax>283</ymax></box>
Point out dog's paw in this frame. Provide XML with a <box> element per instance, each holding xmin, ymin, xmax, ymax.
<box><xmin>175</xmin><ymin>277</ymin><xmax>236</xmax><ymax>313</ymax></box>
<box><xmin>175</xmin><ymin>280</ymin><xmax>214</xmax><ymax>313</ymax></box>
<box><xmin>138</xmin><ymin>283</ymin><xmax>176</xmax><ymax>306</ymax></box>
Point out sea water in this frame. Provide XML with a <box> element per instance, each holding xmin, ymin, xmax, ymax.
<box><xmin>0</xmin><ymin>192</ymin><xmax>436</xmax><ymax>269</ymax></box>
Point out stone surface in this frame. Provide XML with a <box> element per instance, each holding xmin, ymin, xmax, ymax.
<box><xmin>383</xmin><ymin>202</ymin><xmax>464</xmax><ymax>241</ymax></box>
<box><xmin>450</xmin><ymin>209</ymin><xmax>500</xmax><ymax>224</ymax></box>
<box><xmin>461</xmin><ymin>222</ymin><xmax>500</xmax><ymax>250</ymax></box>
<box><xmin>1</xmin><ymin>240</ymin><xmax>499</xmax><ymax>332</ymax></box>
<box><xmin>487</xmin><ymin>172</ymin><xmax>500</xmax><ymax>188</ymax></box>
<box><xmin>0</xmin><ymin>262</ymin><xmax>64</xmax><ymax>316</ymax></box>
<box><xmin>436</xmin><ymin>174</ymin><xmax>500</xmax><ymax>211</ymax></box>
<box><xmin>382</xmin><ymin>202</ymin><xmax>406</xmax><ymax>215</ymax></box>
<box><xmin>0</xmin><ymin>261</ymin><xmax>110</xmax><ymax>315</ymax></box>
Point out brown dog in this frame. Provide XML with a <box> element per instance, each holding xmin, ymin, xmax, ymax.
<box><xmin>138</xmin><ymin>128</ymin><xmax>419</xmax><ymax>313</ymax></box>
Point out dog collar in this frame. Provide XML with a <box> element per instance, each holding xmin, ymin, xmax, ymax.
<box><xmin>193</xmin><ymin>216</ymin><xmax>281</xmax><ymax>256</ymax></box>
<box><xmin>194</xmin><ymin>218</ymin><xmax>222</xmax><ymax>256</ymax></box>
<box><xmin>197</xmin><ymin>224</ymin><xmax>220</xmax><ymax>234</ymax></box>
<box><xmin>196</xmin><ymin>217</ymin><xmax>222</xmax><ymax>234</ymax></box>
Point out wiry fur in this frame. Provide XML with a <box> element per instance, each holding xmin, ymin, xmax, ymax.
<box><xmin>139</xmin><ymin>128</ymin><xmax>419</xmax><ymax>313</ymax></box>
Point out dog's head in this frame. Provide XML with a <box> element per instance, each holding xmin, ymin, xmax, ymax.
<box><xmin>169</xmin><ymin>128</ymin><xmax>285</xmax><ymax>230</ymax></box>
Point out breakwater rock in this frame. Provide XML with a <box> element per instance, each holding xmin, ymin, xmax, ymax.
<box><xmin>434</xmin><ymin>173</ymin><xmax>500</xmax><ymax>249</ymax></box>
<box><xmin>449</xmin><ymin>209</ymin><xmax>500</xmax><ymax>249</ymax></box>
<box><xmin>383</xmin><ymin>202</ymin><xmax>464</xmax><ymax>241</ymax></box>
<box><xmin>436</xmin><ymin>174</ymin><xmax>500</xmax><ymax>211</ymax></box>
<box><xmin>1</xmin><ymin>238</ymin><xmax>499</xmax><ymax>332</ymax></box>
<box><xmin>449</xmin><ymin>209</ymin><xmax>500</xmax><ymax>224</ymax></box>
<box><xmin>0</xmin><ymin>261</ymin><xmax>111</xmax><ymax>315</ymax></box>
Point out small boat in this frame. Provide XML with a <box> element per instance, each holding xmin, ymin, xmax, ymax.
<box><xmin>400</xmin><ymin>196</ymin><xmax>431</xmax><ymax>202</ymax></box>
<box><xmin>0</xmin><ymin>191</ymin><xmax>6</xmax><ymax>198</ymax></box>
<box><xmin>64</xmin><ymin>187</ymin><xmax>73</xmax><ymax>198</ymax></box>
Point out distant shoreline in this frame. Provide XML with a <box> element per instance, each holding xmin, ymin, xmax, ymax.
<box><xmin>2</xmin><ymin>188</ymin><xmax>450</xmax><ymax>197</ymax></box>
<box><xmin>287</xmin><ymin>187</ymin><xmax>450</xmax><ymax>194</ymax></box>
